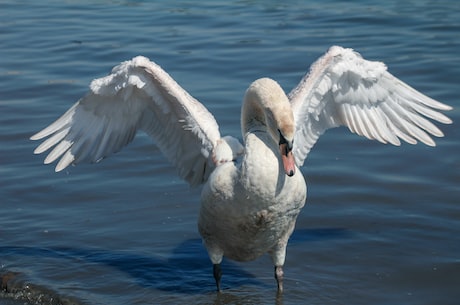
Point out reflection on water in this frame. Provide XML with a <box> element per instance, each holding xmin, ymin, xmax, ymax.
<box><xmin>0</xmin><ymin>227</ymin><xmax>350</xmax><ymax>300</ymax></box>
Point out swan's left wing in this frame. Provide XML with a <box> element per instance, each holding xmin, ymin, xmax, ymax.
<box><xmin>289</xmin><ymin>46</ymin><xmax>452</xmax><ymax>166</ymax></box>
<box><xmin>31</xmin><ymin>56</ymin><xmax>221</xmax><ymax>186</ymax></box>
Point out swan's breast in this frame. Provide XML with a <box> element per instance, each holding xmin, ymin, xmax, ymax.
<box><xmin>198</xmin><ymin>132</ymin><xmax>307</xmax><ymax>262</ymax></box>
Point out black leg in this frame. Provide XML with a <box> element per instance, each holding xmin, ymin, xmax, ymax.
<box><xmin>274</xmin><ymin>265</ymin><xmax>284</xmax><ymax>294</ymax></box>
<box><xmin>213</xmin><ymin>263</ymin><xmax>222</xmax><ymax>292</ymax></box>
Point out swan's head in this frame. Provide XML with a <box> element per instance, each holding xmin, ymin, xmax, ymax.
<box><xmin>243</xmin><ymin>78</ymin><xmax>296</xmax><ymax>177</ymax></box>
<box><xmin>278</xmin><ymin>128</ymin><xmax>295</xmax><ymax>177</ymax></box>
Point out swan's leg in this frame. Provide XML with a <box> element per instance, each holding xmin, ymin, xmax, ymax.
<box><xmin>270</xmin><ymin>236</ymin><xmax>290</xmax><ymax>293</ymax></box>
<box><xmin>274</xmin><ymin>265</ymin><xmax>284</xmax><ymax>293</ymax></box>
<box><xmin>202</xmin><ymin>241</ymin><xmax>224</xmax><ymax>292</ymax></box>
<box><xmin>213</xmin><ymin>263</ymin><xmax>222</xmax><ymax>292</ymax></box>
<box><xmin>270</xmin><ymin>246</ymin><xmax>287</xmax><ymax>293</ymax></box>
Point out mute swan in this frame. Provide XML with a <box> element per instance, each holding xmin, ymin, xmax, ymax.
<box><xmin>31</xmin><ymin>46</ymin><xmax>452</xmax><ymax>293</ymax></box>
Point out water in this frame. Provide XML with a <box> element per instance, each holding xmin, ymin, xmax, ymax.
<box><xmin>1</xmin><ymin>1</ymin><xmax>459</xmax><ymax>304</ymax></box>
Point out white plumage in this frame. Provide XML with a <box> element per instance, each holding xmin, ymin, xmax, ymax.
<box><xmin>31</xmin><ymin>46</ymin><xmax>452</xmax><ymax>292</ymax></box>
<box><xmin>289</xmin><ymin>46</ymin><xmax>451</xmax><ymax>165</ymax></box>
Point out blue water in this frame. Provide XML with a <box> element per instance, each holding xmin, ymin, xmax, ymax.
<box><xmin>1</xmin><ymin>1</ymin><xmax>459</xmax><ymax>304</ymax></box>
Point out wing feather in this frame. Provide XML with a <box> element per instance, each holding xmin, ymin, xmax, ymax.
<box><xmin>290</xmin><ymin>46</ymin><xmax>452</xmax><ymax>166</ymax></box>
<box><xmin>31</xmin><ymin>56</ymin><xmax>221</xmax><ymax>186</ymax></box>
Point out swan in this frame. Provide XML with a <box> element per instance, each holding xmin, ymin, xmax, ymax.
<box><xmin>31</xmin><ymin>46</ymin><xmax>452</xmax><ymax>293</ymax></box>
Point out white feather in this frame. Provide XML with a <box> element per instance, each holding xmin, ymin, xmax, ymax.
<box><xmin>31</xmin><ymin>56</ymin><xmax>222</xmax><ymax>186</ymax></box>
<box><xmin>290</xmin><ymin>46</ymin><xmax>452</xmax><ymax>166</ymax></box>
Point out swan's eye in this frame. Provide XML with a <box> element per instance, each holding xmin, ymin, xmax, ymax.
<box><xmin>278</xmin><ymin>129</ymin><xmax>287</xmax><ymax>145</ymax></box>
<box><xmin>278</xmin><ymin>129</ymin><xmax>293</xmax><ymax>150</ymax></box>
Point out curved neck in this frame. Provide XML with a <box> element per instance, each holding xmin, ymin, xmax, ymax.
<box><xmin>240</xmin><ymin>78</ymin><xmax>294</xmax><ymax>143</ymax></box>
<box><xmin>241</xmin><ymin>93</ymin><xmax>268</xmax><ymax>135</ymax></box>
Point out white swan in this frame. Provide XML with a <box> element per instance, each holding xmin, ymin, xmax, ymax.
<box><xmin>31</xmin><ymin>46</ymin><xmax>452</xmax><ymax>293</ymax></box>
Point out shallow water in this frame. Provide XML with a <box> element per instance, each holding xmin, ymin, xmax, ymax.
<box><xmin>1</xmin><ymin>1</ymin><xmax>459</xmax><ymax>304</ymax></box>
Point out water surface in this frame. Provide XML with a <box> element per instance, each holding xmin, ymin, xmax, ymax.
<box><xmin>1</xmin><ymin>1</ymin><xmax>459</xmax><ymax>304</ymax></box>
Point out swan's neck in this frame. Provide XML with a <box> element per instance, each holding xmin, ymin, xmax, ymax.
<box><xmin>241</xmin><ymin>94</ymin><xmax>268</xmax><ymax>135</ymax></box>
<box><xmin>239</xmin><ymin>78</ymin><xmax>298</xmax><ymax>194</ymax></box>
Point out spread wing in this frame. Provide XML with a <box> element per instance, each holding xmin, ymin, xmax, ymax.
<box><xmin>31</xmin><ymin>56</ymin><xmax>221</xmax><ymax>186</ymax></box>
<box><xmin>289</xmin><ymin>46</ymin><xmax>452</xmax><ymax>166</ymax></box>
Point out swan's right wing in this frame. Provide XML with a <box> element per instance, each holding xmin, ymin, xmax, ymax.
<box><xmin>289</xmin><ymin>46</ymin><xmax>452</xmax><ymax>166</ymax></box>
<box><xmin>31</xmin><ymin>56</ymin><xmax>221</xmax><ymax>186</ymax></box>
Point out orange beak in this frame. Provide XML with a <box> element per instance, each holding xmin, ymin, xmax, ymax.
<box><xmin>279</xmin><ymin>142</ymin><xmax>296</xmax><ymax>177</ymax></box>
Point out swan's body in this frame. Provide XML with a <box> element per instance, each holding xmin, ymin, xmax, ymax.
<box><xmin>199</xmin><ymin>80</ymin><xmax>307</xmax><ymax>290</ymax></box>
<box><xmin>31</xmin><ymin>46</ymin><xmax>452</xmax><ymax>292</ymax></box>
